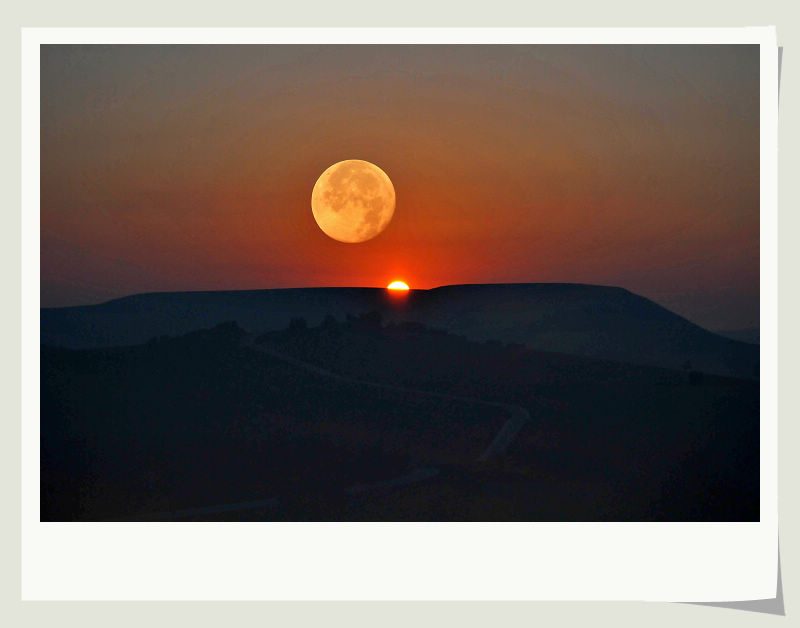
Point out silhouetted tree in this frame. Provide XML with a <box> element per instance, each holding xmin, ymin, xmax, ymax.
<box><xmin>399</xmin><ymin>321</ymin><xmax>425</xmax><ymax>333</ymax></box>
<box><xmin>287</xmin><ymin>317</ymin><xmax>307</xmax><ymax>334</ymax></box>
<box><xmin>321</xmin><ymin>314</ymin><xmax>338</xmax><ymax>330</ymax></box>
<box><xmin>360</xmin><ymin>310</ymin><xmax>383</xmax><ymax>326</ymax></box>
<box><xmin>688</xmin><ymin>370</ymin><xmax>704</xmax><ymax>386</ymax></box>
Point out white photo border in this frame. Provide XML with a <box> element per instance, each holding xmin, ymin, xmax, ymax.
<box><xmin>22</xmin><ymin>27</ymin><xmax>778</xmax><ymax>601</ymax></box>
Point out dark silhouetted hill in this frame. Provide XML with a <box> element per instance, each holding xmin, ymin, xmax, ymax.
<box><xmin>41</xmin><ymin>319</ymin><xmax>759</xmax><ymax>521</ymax></box>
<box><xmin>40</xmin><ymin>322</ymin><xmax>506</xmax><ymax>521</ymax></box>
<box><xmin>41</xmin><ymin>283</ymin><xmax>758</xmax><ymax>378</ymax></box>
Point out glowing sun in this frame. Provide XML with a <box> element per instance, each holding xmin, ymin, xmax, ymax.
<box><xmin>311</xmin><ymin>159</ymin><xmax>396</xmax><ymax>243</ymax></box>
<box><xmin>387</xmin><ymin>281</ymin><xmax>409</xmax><ymax>291</ymax></box>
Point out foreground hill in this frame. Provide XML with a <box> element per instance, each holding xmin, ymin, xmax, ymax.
<box><xmin>41</xmin><ymin>283</ymin><xmax>758</xmax><ymax>377</ymax></box>
<box><xmin>41</xmin><ymin>323</ymin><xmax>507</xmax><ymax>521</ymax></box>
<box><xmin>41</xmin><ymin>320</ymin><xmax>758</xmax><ymax>521</ymax></box>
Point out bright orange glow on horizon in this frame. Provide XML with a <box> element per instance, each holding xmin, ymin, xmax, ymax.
<box><xmin>387</xmin><ymin>281</ymin><xmax>410</xmax><ymax>291</ymax></box>
<box><xmin>39</xmin><ymin>45</ymin><xmax>760</xmax><ymax>330</ymax></box>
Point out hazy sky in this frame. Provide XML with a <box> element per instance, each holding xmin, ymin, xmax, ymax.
<box><xmin>40</xmin><ymin>44</ymin><xmax>759</xmax><ymax>329</ymax></box>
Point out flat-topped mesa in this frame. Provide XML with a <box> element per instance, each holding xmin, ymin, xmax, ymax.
<box><xmin>41</xmin><ymin>283</ymin><xmax>757</xmax><ymax>379</ymax></box>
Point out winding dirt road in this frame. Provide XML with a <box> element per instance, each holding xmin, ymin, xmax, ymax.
<box><xmin>247</xmin><ymin>337</ymin><xmax>531</xmax><ymax>462</ymax></box>
<box><xmin>130</xmin><ymin>334</ymin><xmax>531</xmax><ymax>520</ymax></box>
<box><xmin>125</xmin><ymin>497</ymin><xmax>281</xmax><ymax>521</ymax></box>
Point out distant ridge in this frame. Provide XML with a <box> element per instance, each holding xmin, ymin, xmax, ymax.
<box><xmin>41</xmin><ymin>283</ymin><xmax>758</xmax><ymax>378</ymax></box>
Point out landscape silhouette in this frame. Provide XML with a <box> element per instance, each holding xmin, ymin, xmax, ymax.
<box><xmin>39</xmin><ymin>45</ymin><xmax>760</xmax><ymax>524</ymax></box>
<box><xmin>40</xmin><ymin>283</ymin><xmax>759</xmax><ymax>521</ymax></box>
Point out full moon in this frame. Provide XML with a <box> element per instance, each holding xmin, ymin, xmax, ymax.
<box><xmin>311</xmin><ymin>159</ymin><xmax>396</xmax><ymax>243</ymax></box>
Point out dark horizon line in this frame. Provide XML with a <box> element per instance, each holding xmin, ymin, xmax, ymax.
<box><xmin>39</xmin><ymin>282</ymin><xmax>760</xmax><ymax>334</ymax></box>
<box><xmin>41</xmin><ymin>280</ymin><xmax>635</xmax><ymax>309</ymax></box>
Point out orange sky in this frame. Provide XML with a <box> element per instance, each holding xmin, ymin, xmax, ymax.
<box><xmin>40</xmin><ymin>45</ymin><xmax>759</xmax><ymax>329</ymax></box>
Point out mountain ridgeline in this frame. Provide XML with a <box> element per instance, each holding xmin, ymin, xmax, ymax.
<box><xmin>41</xmin><ymin>283</ymin><xmax>758</xmax><ymax>378</ymax></box>
<box><xmin>41</xmin><ymin>286</ymin><xmax>760</xmax><ymax>521</ymax></box>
